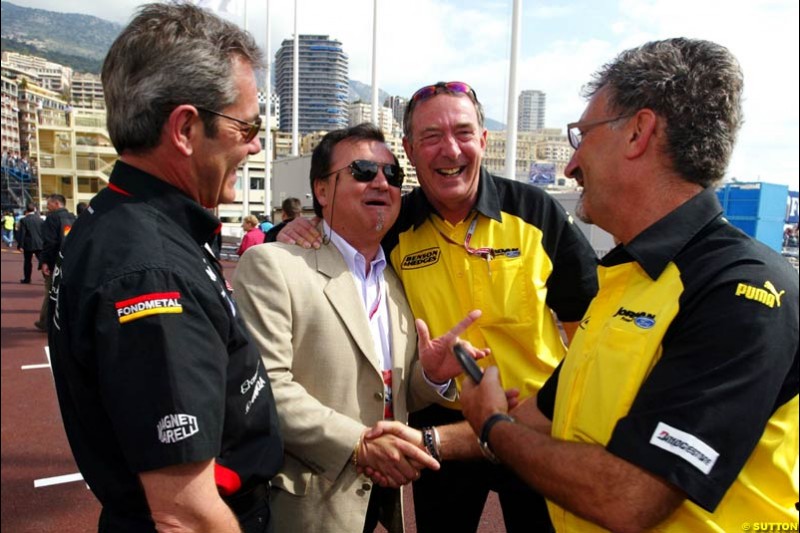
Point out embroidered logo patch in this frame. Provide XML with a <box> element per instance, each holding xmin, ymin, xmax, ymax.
<box><xmin>613</xmin><ymin>306</ymin><xmax>656</xmax><ymax>328</ymax></box>
<box><xmin>157</xmin><ymin>413</ymin><xmax>199</xmax><ymax>444</ymax></box>
<box><xmin>649</xmin><ymin>422</ymin><xmax>718</xmax><ymax>475</ymax></box>
<box><xmin>735</xmin><ymin>281</ymin><xmax>784</xmax><ymax>308</ymax></box>
<box><xmin>115</xmin><ymin>292</ymin><xmax>183</xmax><ymax>324</ymax></box>
<box><xmin>401</xmin><ymin>248</ymin><xmax>441</xmax><ymax>269</ymax></box>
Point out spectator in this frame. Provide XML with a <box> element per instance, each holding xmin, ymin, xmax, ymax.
<box><xmin>36</xmin><ymin>194</ymin><xmax>74</xmax><ymax>331</ymax></box>
<box><xmin>2</xmin><ymin>210</ymin><xmax>15</xmax><ymax>247</ymax></box>
<box><xmin>264</xmin><ymin>197</ymin><xmax>302</xmax><ymax>243</ymax></box>
<box><xmin>258</xmin><ymin>214</ymin><xmax>273</xmax><ymax>233</ymax></box>
<box><xmin>17</xmin><ymin>202</ymin><xmax>43</xmax><ymax>284</ymax></box>
<box><xmin>237</xmin><ymin>214</ymin><xmax>264</xmax><ymax>256</ymax></box>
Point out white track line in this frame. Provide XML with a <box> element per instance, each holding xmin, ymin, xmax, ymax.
<box><xmin>34</xmin><ymin>472</ymin><xmax>84</xmax><ymax>488</ymax></box>
<box><xmin>20</xmin><ymin>345</ymin><xmax>52</xmax><ymax>370</ymax></box>
<box><xmin>21</xmin><ymin>363</ymin><xmax>50</xmax><ymax>370</ymax></box>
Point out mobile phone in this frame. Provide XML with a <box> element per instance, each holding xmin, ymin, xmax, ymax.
<box><xmin>453</xmin><ymin>343</ymin><xmax>483</xmax><ymax>383</ymax></box>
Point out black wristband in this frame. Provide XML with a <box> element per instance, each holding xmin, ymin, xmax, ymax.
<box><xmin>478</xmin><ymin>413</ymin><xmax>514</xmax><ymax>463</ymax></box>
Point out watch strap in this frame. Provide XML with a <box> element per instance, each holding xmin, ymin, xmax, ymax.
<box><xmin>478</xmin><ymin>413</ymin><xmax>515</xmax><ymax>463</ymax></box>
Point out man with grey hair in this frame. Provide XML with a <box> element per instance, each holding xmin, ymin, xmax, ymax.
<box><xmin>461</xmin><ymin>38</ymin><xmax>799</xmax><ymax>532</ymax></box>
<box><xmin>48</xmin><ymin>3</ymin><xmax>282</xmax><ymax>532</ymax></box>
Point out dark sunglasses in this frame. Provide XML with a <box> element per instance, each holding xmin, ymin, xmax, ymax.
<box><xmin>195</xmin><ymin>106</ymin><xmax>262</xmax><ymax>143</ymax></box>
<box><xmin>410</xmin><ymin>81</ymin><xmax>477</xmax><ymax>103</ymax></box>
<box><xmin>323</xmin><ymin>159</ymin><xmax>405</xmax><ymax>188</ymax></box>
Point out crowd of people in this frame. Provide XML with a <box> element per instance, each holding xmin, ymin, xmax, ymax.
<box><xmin>22</xmin><ymin>3</ymin><xmax>797</xmax><ymax>533</ymax></box>
<box><xmin>1</xmin><ymin>151</ymin><xmax>33</xmax><ymax>177</ymax></box>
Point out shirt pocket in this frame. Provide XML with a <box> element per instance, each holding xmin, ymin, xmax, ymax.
<box><xmin>472</xmin><ymin>256</ymin><xmax>536</xmax><ymax>324</ymax></box>
<box><xmin>568</xmin><ymin>326</ymin><xmax>656</xmax><ymax>445</ymax></box>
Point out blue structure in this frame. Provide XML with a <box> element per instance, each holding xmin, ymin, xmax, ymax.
<box><xmin>716</xmin><ymin>182</ymin><xmax>788</xmax><ymax>252</ymax></box>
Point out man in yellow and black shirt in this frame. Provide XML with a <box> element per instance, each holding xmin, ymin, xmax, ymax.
<box><xmin>461</xmin><ymin>38</ymin><xmax>798</xmax><ymax>532</ymax></box>
<box><xmin>380</xmin><ymin>81</ymin><xmax>599</xmax><ymax>532</ymax></box>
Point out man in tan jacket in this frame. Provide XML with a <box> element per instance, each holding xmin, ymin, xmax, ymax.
<box><xmin>234</xmin><ymin>123</ymin><xmax>483</xmax><ymax>532</ymax></box>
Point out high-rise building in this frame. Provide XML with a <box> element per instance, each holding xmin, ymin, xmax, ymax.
<box><xmin>518</xmin><ymin>89</ymin><xmax>546</xmax><ymax>131</ymax></box>
<box><xmin>384</xmin><ymin>95</ymin><xmax>408</xmax><ymax>131</ymax></box>
<box><xmin>1</xmin><ymin>75</ymin><xmax>21</xmax><ymax>158</ymax></box>
<box><xmin>275</xmin><ymin>35</ymin><xmax>349</xmax><ymax>135</ymax></box>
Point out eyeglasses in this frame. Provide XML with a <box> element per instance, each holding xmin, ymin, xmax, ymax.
<box><xmin>410</xmin><ymin>81</ymin><xmax>477</xmax><ymax>103</ymax></box>
<box><xmin>195</xmin><ymin>106</ymin><xmax>262</xmax><ymax>143</ymax></box>
<box><xmin>322</xmin><ymin>159</ymin><xmax>405</xmax><ymax>188</ymax></box>
<box><xmin>567</xmin><ymin>114</ymin><xmax>635</xmax><ymax>150</ymax></box>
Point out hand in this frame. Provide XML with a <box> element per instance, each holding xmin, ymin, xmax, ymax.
<box><xmin>41</xmin><ymin>263</ymin><xmax>51</xmax><ymax>276</ymax></box>
<box><xmin>460</xmin><ymin>366</ymin><xmax>510</xmax><ymax>435</ymax></box>
<box><xmin>417</xmin><ymin>309</ymin><xmax>489</xmax><ymax>383</ymax></box>
<box><xmin>358</xmin><ymin>422</ymin><xmax>438</xmax><ymax>488</ymax></box>
<box><xmin>276</xmin><ymin>216</ymin><xmax>322</xmax><ymax>248</ymax></box>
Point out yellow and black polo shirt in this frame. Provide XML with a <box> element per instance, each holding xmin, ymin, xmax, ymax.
<box><xmin>383</xmin><ymin>168</ymin><xmax>598</xmax><ymax>401</ymax></box>
<box><xmin>538</xmin><ymin>188</ymin><xmax>799</xmax><ymax>531</ymax></box>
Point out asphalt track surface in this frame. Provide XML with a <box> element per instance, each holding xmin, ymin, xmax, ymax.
<box><xmin>1</xmin><ymin>247</ymin><xmax>505</xmax><ymax>532</ymax></box>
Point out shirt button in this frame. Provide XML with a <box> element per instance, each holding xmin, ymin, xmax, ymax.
<box><xmin>374</xmin><ymin>392</ymin><xmax>384</xmax><ymax>401</ymax></box>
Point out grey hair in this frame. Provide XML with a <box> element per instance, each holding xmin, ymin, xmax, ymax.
<box><xmin>585</xmin><ymin>38</ymin><xmax>743</xmax><ymax>188</ymax></box>
<box><xmin>102</xmin><ymin>2</ymin><xmax>264</xmax><ymax>154</ymax></box>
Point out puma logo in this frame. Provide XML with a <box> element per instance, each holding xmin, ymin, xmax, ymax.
<box><xmin>763</xmin><ymin>281</ymin><xmax>785</xmax><ymax>307</ymax></box>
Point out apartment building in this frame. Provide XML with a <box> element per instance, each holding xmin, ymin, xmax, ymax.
<box><xmin>275</xmin><ymin>35</ymin><xmax>349</xmax><ymax>134</ymax></box>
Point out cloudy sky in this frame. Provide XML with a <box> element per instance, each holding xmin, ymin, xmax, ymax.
<box><xmin>10</xmin><ymin>0</ymin><xmax>800</xmax><ymax>190</ymax></box>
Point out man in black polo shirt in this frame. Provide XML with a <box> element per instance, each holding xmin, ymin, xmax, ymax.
<box><xmin>460</xmin><ymin>38</ymin><xmax>798</xmax><ymax>532</ymax></box>
<box><xmin>49</xmin><ymin>4</ymin><xmax>282</xmax><ymax>532</ymax></box>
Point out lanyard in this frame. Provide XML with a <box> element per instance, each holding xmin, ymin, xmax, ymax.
<box><xmin>463</xmin><ymin>215</ymin><xmax>494</xmax><ymax>260</ymax></box>
<box><xmin>368</xmin><ymin>278</ymin><xmax>382</xmax><ymax>321</ymax></box>
<box><xmin>433</xmin><ymin>213</ymin><xmax>493</xmax><ymax>260</ymax></box>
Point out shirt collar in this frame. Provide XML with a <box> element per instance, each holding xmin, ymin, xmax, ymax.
<box><xmin>605</xmin><ymin>187</ymin><xmax>723</xmax><ymax>279</ymax></box>
<box><xmin>323</xmin><ymin>220</ymin><xmax>387</xmax><ymax>280</ymax></box>
<box><xmin>107</xmin><ymin>160</ymin><xmax>221</xmax><ymax>246</ymax></box>
<box><xmin>407</xmin><ymin>166</ymin><xmax>503</xmax><ymax>229</ymax></box>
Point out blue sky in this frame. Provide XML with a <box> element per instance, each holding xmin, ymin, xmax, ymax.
<box><xmin>10</xmin><ymin>0</ymin><xmax>799</xmax><ymax>190</ymax></box>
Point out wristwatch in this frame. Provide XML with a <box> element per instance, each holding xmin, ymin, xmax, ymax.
<box><xmin>478</xmin><ymin>413</ymin><xmax>515</xmax><ymax>464</ymax></box>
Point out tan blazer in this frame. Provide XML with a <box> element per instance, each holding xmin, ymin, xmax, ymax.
<box><xmin>234</xmin><ymin>239</ymin><xmax>446</xmax><ymax>533</ymax></box>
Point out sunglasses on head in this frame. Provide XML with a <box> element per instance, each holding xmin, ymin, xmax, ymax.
<box><xmin>410</xmin><ymin>81</ymin><xmax>477</xmax><ymax>103</ymax></box>
<box><xmin>323</xmin><ymin>159</ymin><xmax>405</xmax><ymax>188</ymax></box>
<box><xmin>195</xmin><ymin>106</ymin><xmax>262</xmax><ymax>143</ymax></box>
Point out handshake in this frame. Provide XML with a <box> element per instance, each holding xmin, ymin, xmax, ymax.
<box><xmin>350</xmin><ymin>309</ymin><xmax>491</xmax><ymax>489</ymax></box>
<box><xmin>353</xmin><ymin>421</ymin><xmax>439</xmax><ymax>489</ymax></box>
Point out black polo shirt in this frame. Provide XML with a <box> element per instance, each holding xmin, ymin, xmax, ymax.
<box><xmin>49</xmin><ymin>161</ymin><xmax>283</xmax><ymax>531</ymax></box>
